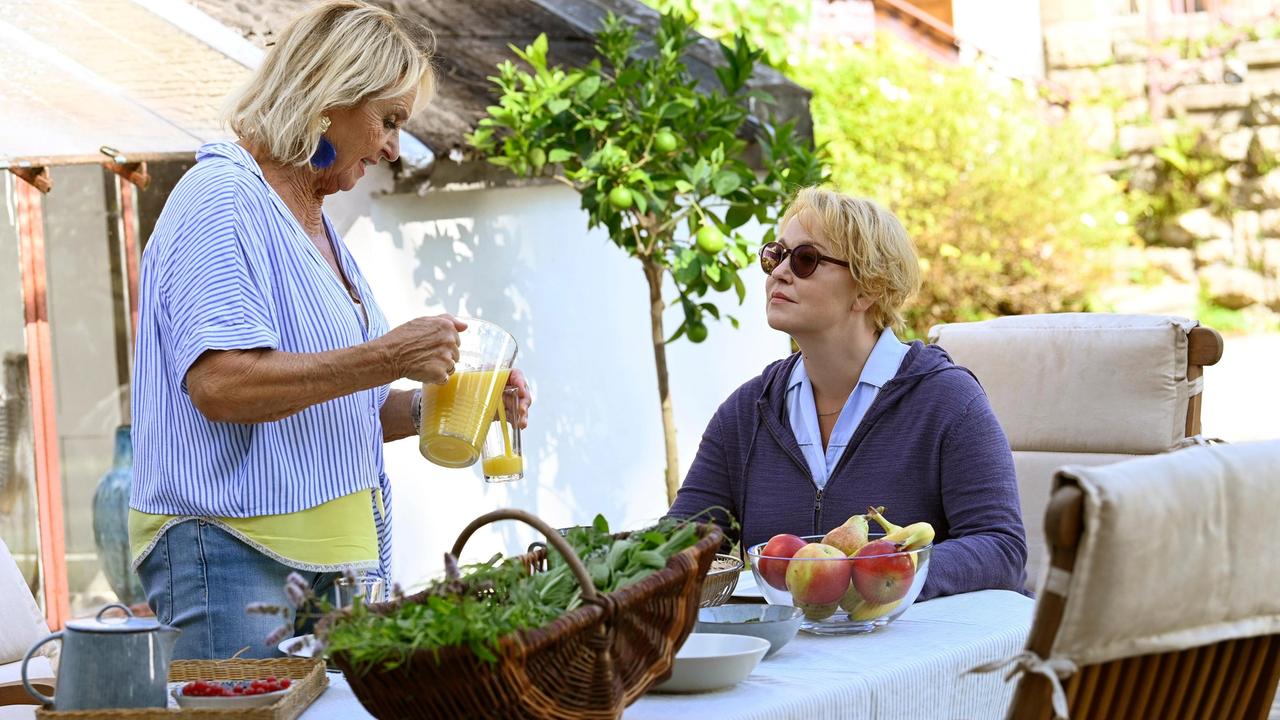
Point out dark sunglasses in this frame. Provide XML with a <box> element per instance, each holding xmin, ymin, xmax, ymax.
<box><xmin>759</xmin><ymin>241</ymin><xmax>849</xmax><ymax>279</ymax></box>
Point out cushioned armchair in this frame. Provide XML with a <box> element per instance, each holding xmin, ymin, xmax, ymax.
<box><xmin>992</xmin><ymin>441</ymin><xmax>1280</xmax><ymax>719</ymax></box>
<box><xmin>0</xmin><ymin>538</ymin><xmax>53</xmax><ymax>707</ymax></box>
<box><xmin>928</xmin><ymin>313</ymin><xmax>1224</xmax><ymax>590</ymax></box>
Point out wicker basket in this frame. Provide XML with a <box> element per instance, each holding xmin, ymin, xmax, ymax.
<box><xmin>698</xmin><ymin>553</ymin><xmax>743</xmax><ymax>607</ymax></box>
<box><xmin>35</xmin><ymin>657</ymin><xmax>326</xmax><ymax>720</ymax></box>
<box><xmin>331</xmin><ymin>509</ymin><xmax>722</xmax><ymax>720</ymax></box>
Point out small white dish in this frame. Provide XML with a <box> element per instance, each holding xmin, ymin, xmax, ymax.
<box><xmin>172</xmin><ymin>684</ymin><xmax>290</xmax><ymax>709</ymax></box>
<box><xmin>650</xmin><ymin>633</ymin><xmax>770</xmax><ymax>693</ymax></box>
<box><xmin>279</xmin><ymin>633</ymin><xmax>318</xmax><ymax>658</ymax></box>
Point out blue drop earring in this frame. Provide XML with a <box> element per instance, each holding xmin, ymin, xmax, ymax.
<box><xmin>311</xmin><ymin>115</ymin><xmax>336</xmax><ymax>169</ymax></box>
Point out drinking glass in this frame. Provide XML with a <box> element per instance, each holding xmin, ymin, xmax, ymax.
<box><xmin>481</xmin><ymin>387</ymin><xmax>523</xmax><ymax>483</ymax></box>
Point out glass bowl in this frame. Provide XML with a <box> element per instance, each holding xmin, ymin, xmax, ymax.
<box><xmin>745</xmin><ymin>534</ymin><xmax>931</xmax><ymax>635</ymax></box>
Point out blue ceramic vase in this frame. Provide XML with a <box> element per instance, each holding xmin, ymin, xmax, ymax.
<box><xmin>92</xmin><ymin>425</ymin><xmax>144</xmax><ymax>605</ymax></box>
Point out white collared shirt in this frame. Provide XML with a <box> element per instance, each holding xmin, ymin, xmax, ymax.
<box><xmin>785</xmin><ymin>329</ymin><xmax>911</xmax><ymax>490</ymax></box>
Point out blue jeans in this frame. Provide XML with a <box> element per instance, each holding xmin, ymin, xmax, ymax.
<box><xmin>136</xmin><ymin>519</ymin><xmax>336</xmax><ymax>660</ymax></box>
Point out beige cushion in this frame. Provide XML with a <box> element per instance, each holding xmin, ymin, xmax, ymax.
<box><xmin>1014</xmin><ymin>450</ymin><xmax>1138</xmax><ymax>593</ymax></box>
<box><xmin>0</xmin><ymin>539</ymin><xmax>49</xmax><ymax>667</ymax></box>
<box><xmin>929</xmin><ymin>313</ymin><xmax>1197</xmax><ymax>454</ymax></box>
<box><xmin>0</xmin><ymin>655</ymin><xmax>52</xmax><ymax>706</ymax></box>
<box><xmin>1050</xmin><ymin>441</ymin><xmax>1280</xmax><ymax>666</ymax></box>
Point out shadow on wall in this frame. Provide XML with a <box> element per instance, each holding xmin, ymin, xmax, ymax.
<box><xmin>369</xmin><ymin>189</ymin><xmax>626</xmax><ymax>557</ymax></box>
<box><xmin>354</xmin><ymin>181</ymin><xmax>787</xmax><ymax>576</ymax></box>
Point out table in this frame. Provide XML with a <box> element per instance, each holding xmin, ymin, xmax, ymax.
<box><xmin>302</xmin><ymin>590</ymin><xmax>1034</xmax><ymax>720</ymax></box>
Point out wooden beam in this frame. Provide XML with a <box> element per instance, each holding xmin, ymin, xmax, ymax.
<box><xmin>104</xmin><ymin>161</ymin><xmax>151</xmax><ymax>191</ymax></box>
<box><xmin>8</xmin><ymin>166</ymin><xmax>52</xmax><ymax>194</ymax></box>
<box><xmin>14</xmin><ymin>180</ymin><xmax>69</xmax><ymax>629</ymax></box>
<box><xmin>873</xmin><ymin>0</ymin><xmax>959</xmax><ymax>48</ymax></box>
<box><xmin>120</xmin><ymin>178</ymin><xmax>141</xmax><ymax>393</ymax></box>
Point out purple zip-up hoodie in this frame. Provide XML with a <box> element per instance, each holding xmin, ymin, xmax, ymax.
<box><xmin>669</xmin><ymin>341</ymin><xmax>1028</xmax><ymax>601</ymax></box>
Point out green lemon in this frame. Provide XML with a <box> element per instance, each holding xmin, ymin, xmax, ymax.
<box><xmin>608</xmin><ymin>186</ymin><xmax>634</xmax><ymax>210</ymax></box>
<box><xmin>695</xmin><ymin>225</ymin><xmax>726</xmax><ymax>254</ymax></box>
<box><xmin>686</xmin><ymin>322</ymin><xmax>709</xmax><ymax>343</ymax></box>
<box><xmin>710</xmin><ymin>271</ymin><xmax>735</xmax><ymax>292</ymax></box>
<box><xmin>528</xmin><ymin>147</ymin><xmax>546</xmax><ymax>169</ymax></box>
<box><xmin>654</xmin><ymin>130</ymin><xmax>680</xmax><ymax>154</ymax></box>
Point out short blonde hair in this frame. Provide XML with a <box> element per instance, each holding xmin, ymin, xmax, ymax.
<box><xmin>224</xmin><ymin>0</ymin><xmax>436</xmax><ymax>166</ymax></box>
<box><xmin>780</xmin><ymin>187</ymin><xmax>921</xmax><ymax>332</ymax></box>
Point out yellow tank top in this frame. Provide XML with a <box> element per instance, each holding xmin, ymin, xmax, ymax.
<box><xmin>129</xmin><ymin>490</ymin><xmax>379</xmax><ymax>572</ymax></box>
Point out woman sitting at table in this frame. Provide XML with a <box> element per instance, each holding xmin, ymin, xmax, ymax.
<box><xmin>668</xmin><ymin>187</ymin><xmax>1027</xmax><ymax>600</ymax></box>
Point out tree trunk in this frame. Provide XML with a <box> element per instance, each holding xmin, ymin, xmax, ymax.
<box><xmin>641</xmin><ymin>258</ymin><xmax>680</xmax><ymax>505</ymax></box>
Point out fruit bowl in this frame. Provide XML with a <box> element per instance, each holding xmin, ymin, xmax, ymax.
<box><xmin>746</xmin><ymin>534</ymin><xmax>931</xmax><ymax>635</ymax></box>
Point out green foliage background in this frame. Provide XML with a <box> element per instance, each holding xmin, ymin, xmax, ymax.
<box><xmin>645</xmin><ymin>1</ymin><xmax>1137</xmax><ymax>337</ymax></box>
<box><xmin>799</xmin><ymin>40</ymin><xmax>1133</xmax><ymax>336</ymax></box>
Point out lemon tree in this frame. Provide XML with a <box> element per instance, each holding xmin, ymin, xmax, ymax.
<box><xmin>470</xmin><ymin>12</ymin><xmax>825</xmax><ymax>503</ymax></box>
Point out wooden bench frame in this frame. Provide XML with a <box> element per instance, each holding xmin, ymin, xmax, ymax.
<box><xmin>1184</xmin><ymin>326</ymin><xmax>1225</xmax><ymax>437</ymax></box>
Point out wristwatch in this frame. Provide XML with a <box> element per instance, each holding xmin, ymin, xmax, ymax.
<box><xmin>410</xmin><ymin>388</ymin><xmax>423</xmax><ymax>434</ymax></box>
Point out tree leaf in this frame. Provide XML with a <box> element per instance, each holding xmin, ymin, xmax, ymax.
<box><xmin>661</xmin><ymin>102</ymin><xmax>690</xmax><ymax>119</ymax></box>
<box><xmin>725</xmin><ymin>203</ymin><xmax>753</xmax><ymax>229</ymax></box>
<box><xmin>548</xmin><ymin>148</ymin><xmax>574</xmax><ymax>164</ymax></box>
<box><xmin>576</xmin><ymin>75</ymin><xmax>602</xmax><ymax>100</ymax></box>
<box><xmin>712</xmin><ymin>171</ymin><xmax>742</xmax><ymax>196</ymax></box>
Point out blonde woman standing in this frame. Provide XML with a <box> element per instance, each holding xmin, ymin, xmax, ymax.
<box><xmin>669</xmin><ymin>187</ymin><xmax>1026</xmax><ymax>601</ymax></box>
<box><xmin>128</xmin><ymin>1</ymin><xmax>530</xmax><ymax>659</ymax></box>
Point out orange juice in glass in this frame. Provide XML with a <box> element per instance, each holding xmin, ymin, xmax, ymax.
<box><xmin>418</xmin><ymin>318</ymin><xmax>518</xmax><ymax>468</ymax></box>
<box><xmin>481</xmin><ymin>387</ymin><xmax>523</xmax><ymax>482</ymax></box>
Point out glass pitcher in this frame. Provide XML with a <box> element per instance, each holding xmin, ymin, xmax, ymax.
<box><xmin>419</xmin><ymin>318</ymin><xmax>518</xmax><ymax>468</ymax></box>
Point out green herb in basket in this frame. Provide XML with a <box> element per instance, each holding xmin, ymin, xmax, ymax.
<box><xmin>321</xmin><ymin>514</ymin><xmax>703</xmax><ymax>673</ymax></box>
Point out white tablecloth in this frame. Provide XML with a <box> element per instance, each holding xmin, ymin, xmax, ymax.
<box><xmin>302</xmin><ymin>590</ymin><xmax>1034</xmax><ymax>720</ymax></box>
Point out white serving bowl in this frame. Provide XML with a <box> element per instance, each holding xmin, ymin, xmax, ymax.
<box><xmin>279</xmin><ymin>633</ymin><xmax>318</xmax><ymax>658</ymax></box>
<box><xmin>650</xmin><ymin>633</ymin><xmax>770</xmax><ymax>693</ymax></box>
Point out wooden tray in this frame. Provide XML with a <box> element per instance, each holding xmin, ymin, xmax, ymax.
<box><xmin>35</xmin><ymin>658</ymin><xmax>326</xmax><ymax>720</ymax></box>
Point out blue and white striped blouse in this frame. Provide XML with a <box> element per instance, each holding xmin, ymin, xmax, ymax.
<box><xmin>130</xmin><ymin>141</ymin><xmax>394</xmax><ymax>576</ymax></box>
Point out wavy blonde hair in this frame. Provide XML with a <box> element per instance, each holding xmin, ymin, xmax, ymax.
<box><xmin>780</xmin><ymin>187</ymin><xmax>921</xmax><ymax>332</ymax></box>
<box><xmin>223</xmin><ymin>0</ymin><xmax>436</xmax><ymax>166</ymax></box>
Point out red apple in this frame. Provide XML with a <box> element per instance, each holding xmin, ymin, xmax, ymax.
<box><xmin>757</xmin><ymin>533</ymin><xmax>808</xmax><ymax>590</ymax></box>
<box><xmin>785</xmin><ymin>543</ymin><xmax>853</xmax><ymax>606</ymax></box>
<box><xmin>851</xmin><ymin>538</ymin><xmax>915</xmax><ymax>605</ymax></box>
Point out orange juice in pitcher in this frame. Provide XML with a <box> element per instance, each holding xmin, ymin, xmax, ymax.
<box><xmin>418</xmin><ymin>318</ymin><xmax>519</xmax><ymax>469</ymax></box>
<box><xmin>419</xmin><ymin>368</ymin><xmax>510</xmax><ymax>467</ymax></box>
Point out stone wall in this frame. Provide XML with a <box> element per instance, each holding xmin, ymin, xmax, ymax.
<box><xmin>1044</xmin><ymin>13</ymin><xmax>1280</xmax><ymax>324</ymax></box>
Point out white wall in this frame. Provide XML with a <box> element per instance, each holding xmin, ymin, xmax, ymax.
<box><xmin>337</xmin><ymin>175</ymin><xmax>791</xmax><ymax>588</ymax></box>
<box><xmin>953</xmin><ymin>0</ymin><xmax>1046</xmax><ymax>79</ymax></box>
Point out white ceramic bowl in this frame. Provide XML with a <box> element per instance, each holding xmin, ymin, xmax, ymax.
<box><xmin>172</xmin><ymin>683</ymin><xmax>290</xmax><ymax>709</ymax></box>
<box><xmin>650</xmin><ymin>633</ymin><xmax>770</xmax><ymax>693</ymax></box>
<box><xmin>279</xmin><ymin>633</ymin><xmax>318</xmax><ymax>658</ymax></box>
